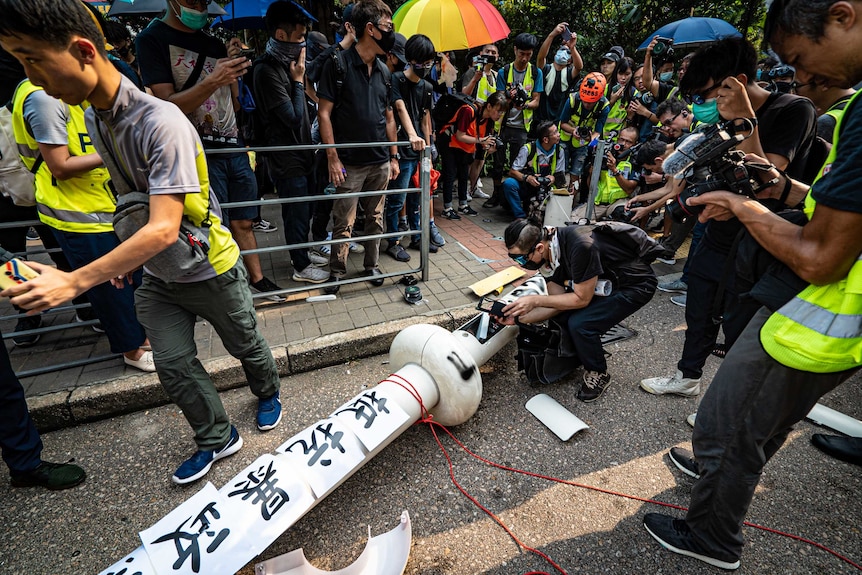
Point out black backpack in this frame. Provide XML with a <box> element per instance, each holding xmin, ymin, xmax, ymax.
<box><xmin>432</xmin><ymin>92</ymin><xmax>478</xmax><ymax>135</ymax></box>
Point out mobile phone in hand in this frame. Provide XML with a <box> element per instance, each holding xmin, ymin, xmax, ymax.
<box><xmin>561</xmin><ymin>26</ymin><xmax>572</xmax><ymax>43</ymax></box>
<box><xmin>0</xmin><ymin>247</ymin><xmax>38</xmax><ymax>291</ymax></box>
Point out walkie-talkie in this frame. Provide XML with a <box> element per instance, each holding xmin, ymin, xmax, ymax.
<box><xmin>0</xmin><ymin>247</ymin><xmax>39</xmax><ymax>291</ymax></box>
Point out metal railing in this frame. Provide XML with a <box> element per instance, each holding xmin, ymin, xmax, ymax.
<box><xmin>2</xmin><ymin>139</ymin><xmax>433</xmax><ymax>377</ymax></box>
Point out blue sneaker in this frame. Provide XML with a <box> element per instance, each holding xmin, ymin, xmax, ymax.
<box><xmin>257</xmin><ymin>391</ymin><xmax>282</xmax><ymax>431</ymax></box>
<box><xmin>171</xmin><ymin>426</ymin><xmax>243</xmax><ymax>485</ymax></box>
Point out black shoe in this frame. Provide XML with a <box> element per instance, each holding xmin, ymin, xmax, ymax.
<box><xmin>643</xmin><ymin>513</ymin><xmax>740</xmax><ymax>570</ymax></box>
<box><xmin>362</xmin><ymin>268</ymin><xmax>385</xmax><ymax>286</ymax></box>
<box><xmin>323</xmin><ymin>276</ymin><xmax>340</xmax><ymax>295</ymax></box>
<box><xmin>250</xmin><ymin>277</ymin><xmax>286</xmax><ymax>302</ymax></box>
<box><xmin>483</xmin><ymin>198</ymin><xmax>499</xmax><ymax>209</ymax></box>
<box><xmin>668</xmin><ymin>446</ymin><xmax>701</xmax><ymax>479</ymax></box>
<box><xmin>458</xmin><ymin>204</ymin><xmax>479</xmax><ymax>216</ymax></box>
<box><xmin>10</xmin><ymin>460</ymin><xmax>86</xmax><ymax>490</ymax></box>
<box><xmin>577</xmin><ymin>370</ymin><xmax>611</xmax><ymax>402</ymax></box>
<box><xmin>12</xmin><ymin>314</ymin><xmax>42</xmax><ymax>347</ymax></box>
<box><xmin>811</xmin><ymin>434</ymin><xmax>862</xmax><ymax>466</ymax></box>
<box><xmin>441</xmin><ymin>208</ymin><xmax>461</xmax><ymax>220</ymax></box>
<box><xmin>408</xmin><ymin>240</ymin><xmax>437</xmax><ymax>253</ymax></box>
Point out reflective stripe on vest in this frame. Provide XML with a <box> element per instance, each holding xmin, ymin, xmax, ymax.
<box><xmin>560</xmin><ymin>94</ymin><xmax>606</xmax><ymax>146</ymax></box>
<box><xmin>506</xmin><ymin>63</ymin><xmax>535</xmax><ymax>131</ymax></box>
<box><xmin>760</xmin><ymin>89</ymin><xmax>862</xmax><ymax>372</ymax></box>
<box><xmin>12</xmin><ymin>80</ymin><xmax>115</xmax><ymax>234</ymax></box>
<box><xmin>602</xmin><ymin>99</ymin><xmax>627</xmax><ymax>140</ymax></box>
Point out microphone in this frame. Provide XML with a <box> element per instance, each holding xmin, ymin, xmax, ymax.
<box><xmin>662</xmin><ymin>131</ymin><xmax>706</xmax><ymax>176</ymax></box>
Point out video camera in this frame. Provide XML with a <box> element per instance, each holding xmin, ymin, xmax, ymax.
<box><xmin>575</xmin><ymin>126</ymin><xmax>592</xmax><ymax>141</ymax></box>
<box><xmin>508</xmin><ymin>84</ymin><xmax>530</xmax><ymax>108</ymax></box>
<box><xmin>664</xmin><ymin>119</ymin><xmax>778</xmax><ymax>223</ymax></box>
<box><xmin>473</xmin><ymin>54</ymin><xmax>498</xmax><ymax>67</ymax></box>
<box><xmin>609</xmin><ymin>201</ymin><xmax>644</xmax><ymax>224</ymax></box>
<box><xmin>652</xmin><ymin>36</ymin><xmax>674</xmax><ymax>60</ymax></box>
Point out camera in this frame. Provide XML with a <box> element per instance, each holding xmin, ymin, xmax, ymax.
<box><xmin>652</xmin><ymin>36</ymin><xmax>674</xmax><ymax>60</ymax></box>
<box><xmin>575</xmin><ymin>126</ymin><xmax>592</xmax><ymax>141</ymax></box>
<box><xmin>535</xmin><ymin>175</ymin><xmax>553</xmax><ymax>195</ymax></box>
<box><xmin>473</xmin><ymin>54</ymin><xmax>497</xmax><ymax>67</ymax></box>
<box><xmin>610</xmin><ymin>202</ymin><xmax>643</xmax><ymax>223</ymax></box>
<box><xmin>492</xmin><ymin>136</ymin><xmax>504</xmax><ymax>148</ymax></box>
<box><xmin>664</xmin><ymin>119</ymin><xmax>776</xmax><ymax>223</ymax></box>
<box><xmin>509</xmin><ymin>84</ymin><xmax>530</xmax><ymax>108</ymax></box>
<box><xmin>638</xmin><ymin>91</ymin><xmax>654</xmax><ymax>106</ymax></box>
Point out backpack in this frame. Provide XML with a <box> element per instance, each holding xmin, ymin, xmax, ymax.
<box><xmin>432</xmin><ymin>92</ymin><xmax>478</xmax><ymax>135</ymax></box>
<box><xmin>589</xmin><ymin>221</ymin><xmax>665</xmax><ymax>264</ymax></box>
<box><xmin>240</xmin><ymin>59</ymin><xmax>263</xmax><ymax>149</ymax></box>
<box><xmin>0</xmin><ymin>90</ymin><xmax>40</xmax><ymax>206</ymax></box>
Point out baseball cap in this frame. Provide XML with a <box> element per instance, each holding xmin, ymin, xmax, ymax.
<box><xmin>601</xmin><ymin>52</ymin><xmax>619</xmax><ymax>63</ymax></box>
<box><xmin>391</xmin><ymin>33</ymin><xmax>407</xmax><ymax>63</ymax></box>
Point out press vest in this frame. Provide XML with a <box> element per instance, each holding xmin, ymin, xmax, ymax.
<box><xmin>476</xmin><ymin>72</ymin><xmax>496</xmax><ymax>103</ymax></box>
<box><xmin>595</xmin><ymin>159</ymin><xmax>632</xmax><ymax>205</ymax></box>
<box><xmin>521</xmin><ymin>142</ymin><xmax>561</xmax><ymax>176</ymax></box>
<box><xmin>560</xmin><ymin>94</ymin><xmax>607</xmax><ymax>147</ymax></box>
<box><xmin>12</xmin><ymin>81</ymin><xmax>114</xmax><ymax>234</ymax></box>
<box><xmin>504</xmin><ymin>63</ymin><xmax>536</xmax><ymax>131</ymax></box>
<box><xmin>603</xmin><ymin>98</ymin><xmax>628</xmax><ymax>140</ymax></box>
<box><xmin>759</xmin><ymin>89</ymin><xmax>862</xmax><ymax>373</ymax></box>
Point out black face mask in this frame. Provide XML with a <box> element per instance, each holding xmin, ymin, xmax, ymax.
<box><xmin>522</xmin><ymin>258</ymin><xmax>544</xmax><ymax>271</ymax></box>
<box><xmin>373</xmin><ymin>25</ymin><xmax>396</xmax><ymax>53</ymax></box>
<box><xmin>413</xmin><ymin>65</ymin><xmax>429</xmax><ymax>79</ymax></box>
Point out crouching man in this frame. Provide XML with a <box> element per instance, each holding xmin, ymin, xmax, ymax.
<box><xmin>500</xmin><ymin>218</ymin><xmax>657</xmax><ymax>401</ymax></box>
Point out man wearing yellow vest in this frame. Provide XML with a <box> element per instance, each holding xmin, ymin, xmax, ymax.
<box><xmin>11</xmin><ymin>79</ymin><xmax>154</xmax><ymax>372</ymax></box>
<box><xmin>642</xmin><ymin>0</ymin><xmax>862</xmax><ymax>569</ymax></box>
<box><xmin>484</xmin><ymin>33</ymin><xmax>543</xmax><ymax>210</ymax></box>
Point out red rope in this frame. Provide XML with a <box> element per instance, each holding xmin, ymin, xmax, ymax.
<box><xmin>383</xmin><ymin>373</ymin><xmax>862</xmax><ymax>573</ymax></box>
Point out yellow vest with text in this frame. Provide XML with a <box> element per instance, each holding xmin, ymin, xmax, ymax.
<box><xmin>602</xmin><ymin>99</ymin><xmax>628</xmax><ymax>140</ymax></box>
<box><xmin>595</xmin><ymin>159</ymin><xmax>632</xmax><ymax>205</ymax></box>
<box><xmin>759</xmin><ymin>90</ymin><xmax>862</xmax><ymax>373</ymax></box>
<box><xmin>560</xmin><ymin>94</ymin><xmax>607</xmax><ymax>147</ymax></box>
<box><xmin>12</xmin><ymin>81</ymin><xmax>114</xmax><ymax>234</ymax></box>
<box><xmin>505</xmin><ymin>63</ymin><xmax>535</xmax><ymax>132</ymax></box>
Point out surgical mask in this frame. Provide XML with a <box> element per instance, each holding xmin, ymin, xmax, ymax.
<box><xmin>659</xmin><ymin>71</ymin><xmax>673</xmax><ymax>82</ymax></box>
<box><xmin>373</xmin><ymin>26</ymin><xmax>396</xmax><ymax>53</ymax></box>
<box><xmin>171</xmin><ymin>0</ymin><xmax>209</xmax><ymax>31</ymax></box>
<box><xmin>554</xmin><ymin>49</ymin><xmax>569</xmax><ymax>66</ymax></box>
<box><xmin>692</xmin><ymin>98</ymin><xmax>721</xmax><ymax>125</ymax></box>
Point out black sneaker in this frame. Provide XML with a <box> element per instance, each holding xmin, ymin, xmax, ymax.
<box><xmin>408</xmin><ymin>240</ymin><xmax>437</xmax><ymax>253</ymax></box>
<box><xmin>441</xmin><ymin>208</ymin><xmax>461</xmax><ymax>220</ymax></box>
<box><xmin>386</xmin><ymin>244</ymin><xmax>411</xmax><ymax>262</ymax></box>
<box><xmin>12</xmin><ymin>314</ymin><xmax>42</xmax><ymax>347</ymax></box>
<box><xmin>668</xmin><ymin>446</ymin><xmax>701</xmax><ymax>479</ymax></box>
<box><xmin>323</xmin><ymin>275</ymin><xmax>340</xmax><ymax>295</ymax></box>
<box><xmin>458</xmin><ymin>204</ymin><xmax>479</xmax><ymax>216</ymax></box>
<box><xmin>577</xmin><ymin>370</ymin><xmax>611</xmax><ymax>402</ymax></box>
<box><xmin>643</xmin><ymin>513</ymin><xmax>740</xmax><ymax>570</ymax></box>
<box><xmin>483</xmin><ymin>197</ymin><xmax>499</xmax><ymax>209</ymax></box>
<box><xmin>250</xmin><ymin>276</ymin><xmax>286</xmax><ymax>302</ymax></box>
<box><xmin>362</xmin><ymin>268</ymin><xmax>385</xmax><ymax>286</ymax></box>
<box><xmin>10</xmin><ymin>460</ymin><xmax>86</xmax><ymax>490</ymax></box>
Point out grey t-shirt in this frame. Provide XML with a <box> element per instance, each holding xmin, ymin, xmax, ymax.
<box><xmin>23</xmin><ymin>90</ymin><xmax>69</xmax><ymax>145</ymax></box>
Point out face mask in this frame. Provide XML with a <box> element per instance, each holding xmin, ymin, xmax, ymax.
<box><xmin>773</xmin><ymin>81</ymin><xmax>793</xmax><ymax>93</ymax></box>
<box><xmin>522</xmin><ymin>258</ymin><xmax>544</xmax><ymax>271</ymax></box>
<box><xmin>412</xmin><ymin>64</ymin><xmax>429</xmax><ymax>79</ymax></box>
<box><xmin>692</xmin><ymin>98</ymin><xmax>721</xmax><ymax>125</ymax></box>
<box><xmin>266</xmin><ymin>38</ymin><xmax>305</xmax><ymax>67</ymax></box>
<box><xmin>554</xmin><ymin>49</ymin><xmax>569</xmax><ymax>66</ymax></box>
<box><xmin>659</xmin><ymin>71</ymin><xmax>673</xmax><ymax>82</ymax></box>
<box><xmin>373</xmin><ymin>26</ymin><xmax>396</xmax><ymax>53</ymax></box>
<box><xmin>171</xmin><ymin>0</ymin><xmax>209</xmax><ymax>31</ymax></box>
<box><xmin>116</xmin><ymin>45</ymin><xmax>132</xmax><ymax>59</ymax></box>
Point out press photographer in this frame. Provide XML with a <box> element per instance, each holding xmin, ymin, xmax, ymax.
<box><xmin>536</xmin><ymin>22</ymin><xmax>583</xmax><ymax>122</ymax></box>
<box><xmin>572</xmin><ymin>126</ymin><xmax>640</xmax><ymax>223</ymax></box>
<box><xmin>559</xmin><ymin>72</ymin><xmax>609</xmax><ymax>196</ymax></box>
<box><xmin>501</xmin><ymin>120</ymin><xmax>566</xmax><ymax>220</ymax></box>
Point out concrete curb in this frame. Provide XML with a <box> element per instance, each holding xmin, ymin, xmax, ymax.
<box><xmin>29</xmin><ymin>305</ymin><xmax>480</xmax><ymax>431</ymax></box>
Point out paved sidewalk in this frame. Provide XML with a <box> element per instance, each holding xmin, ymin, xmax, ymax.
<box><xmin>2</xmin><ymin>184</ymin><xmax>685</xmax><ymax>429</ymax></box>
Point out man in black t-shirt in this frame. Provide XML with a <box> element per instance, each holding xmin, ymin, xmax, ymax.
<box><xmin>136</xmin><ymin>0</ymin><xmax>285</xmax><ymax>301</ymax></box>
<box><xmin>317</xmin><ymin>0</ymin><xmax>400</xmax><ymax>293</ymax></box>
<box><xmin>501</xmin><ymin>220</ymin><xmax>656</xmax><ymax>402</ymax></box>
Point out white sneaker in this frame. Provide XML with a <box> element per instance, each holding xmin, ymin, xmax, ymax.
<box><xmin>307</xmin><ymin>251</ymin><xmax>328</xmax><ymax>267</ymax></box>
<box><xmin>124</xmin><ymin>350</ymin><xmax>156</xmax><ymax>372</ymax></box>
<box><xmin>293</xmin><ymin>266</ymin><xmax>330</xmax><ymax>284</ymax></box>
<box><xmin>687</xmin><ymin>412</ymin><xmax>697</xmax><ymax>427</ymax></box>
<box><xmin>349</xmin><ymin>241</ymin><xmax>365</xmax><ymax>254</ymax></box>
<box><xmin>472</xmin><ymin>188</ymin><xmax>490</xmax><ymax>199</ymax></box>
<box><xmin>640</xmin><ymin>370</ymin><xmax>701</xmax><ymax>396</ymax></box>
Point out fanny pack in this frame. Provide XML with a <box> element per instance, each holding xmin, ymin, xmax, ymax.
<box><xmin>92</xmin><ymin>114</ymin><xmax>212</xmax><ymax>281</ymax></box>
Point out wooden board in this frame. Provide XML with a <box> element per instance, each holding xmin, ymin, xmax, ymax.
<box><xmin>468</xmin><ymin>266</ymin><xmax>526</xmax><ymax>297</ymax></box>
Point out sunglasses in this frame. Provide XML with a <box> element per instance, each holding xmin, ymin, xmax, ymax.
<box><xmin>508</xmin><ymin>240</ymin><xmax>539</xmax><ymax>266</ymax></box>
<box><xmin>688</xmin><ymin>79</ymin><xmax>723</xmax><ymax>105</ymax></box>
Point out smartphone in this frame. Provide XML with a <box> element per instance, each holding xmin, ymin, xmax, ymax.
<box><xmin>476</xmin><ymin>297</ymin><xmax>507</xmax><ymax>318</ymax></box>
<box><xmin>239</xmin><ymin>48</ymin><xmax>256</xmax><ymax>60</ymax></box>
<box><xmin>0</xmin><ymin>247</ymin><xmax>39</xmax><ymax>291</ymax></box>
<box><xmin>561</xmin><ymin>26</ymin><xmax>572</xmax><ymax>43</ymax></box>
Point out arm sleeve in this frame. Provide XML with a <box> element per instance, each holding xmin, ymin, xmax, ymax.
<box><xmin>23</xmin><ymin>91</ymin><xmax>69</xmax><ymax>145</ymax></box>
<box><xmin>533</xmin><ymin>67</ymin><xmax>544</xmax><ymax>93</ymax></box>
<box><xmin>761</xmin><ymin>97</ymin><xmax>817</xmax><ymax>165</ymax></box>
<box><xmin>316</xmin><ymin>56</ymin><xmax>337</xmax><ymax>104</ymax></box>
<box><xmin>496</xmin><ymin>68</ymin><xmax>506</xmax><ymax>91</ymax></box>
<box><xmin>511</xmin><ymin>145</ymin><xmax>530</xmax><ymax>172</ymax></box>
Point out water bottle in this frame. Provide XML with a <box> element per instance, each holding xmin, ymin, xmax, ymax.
<box><xmin>594</xmin><ymin>279</ymin><xmax>612</xmax><ymax>297</ymax></box>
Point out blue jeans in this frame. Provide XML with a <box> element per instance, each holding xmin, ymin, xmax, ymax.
<box><xmin>0</xmin><ymin>342</ymin><xmax>42</xmax><ymax>474</ymax></box>
<box><xmin>207</xmin><ymin>152</ymin><xmax>258</xmax><ymax>225</ymax></box>
<box><xmin>273</xmin><ymin>175</ymin><xmax>313</xmax><ymax>271</ymax></box>
<box><xmin>385</xmin><ymin>159</ymin><xmax>418</xmax><ymax>247</ymax></box>
<box><xmin>52</xmin><ymin>229</ymin><xmax>146</xmax><ymax>354</ymax></box>
<box><xmin>501</xmin><ymin>177</ymin><xmax>532</xmax><ymax>219</ymax></box>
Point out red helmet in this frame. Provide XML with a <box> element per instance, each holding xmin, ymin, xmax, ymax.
<box><xmin>579</xmin><ymin>72</ymin><xmax>607</xmax><ymax>104</ymax></box>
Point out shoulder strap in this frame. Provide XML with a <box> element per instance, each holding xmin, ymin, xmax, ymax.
<box><xmin>181</xmin><ymin>54</ymin><xmax>208</xmax><ymax>93</ymax></box>
<box><xmin>91</xmin><ymin>114</ymin><xmax>133</xmax><ymax>195</ymax></box>
<box><xmin>11</xmin><ymin>80</ymin><xmax>46</xmax><ymax>176</ymax></box>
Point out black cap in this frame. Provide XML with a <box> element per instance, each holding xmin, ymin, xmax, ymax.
<box><xmin>391</xmin><ymin>33</ymin><xmax>407</xmax><ymax>63</ymax></box>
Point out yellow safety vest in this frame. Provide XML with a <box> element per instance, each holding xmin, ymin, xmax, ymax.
<box><xmin>759</xmin><ymin>89</ymin><xmax>862</xmax><ymax>373</ymax></box>
<box><xmin>521</xmin><ymin>142</ymin><xmax>561</xmax><ymax>176</ymax></box>
<box><xmin>595</xmin><ymin>159</ymin><xmax>632</xmax><ymax>205</ymax></box>
<box><xmin>12</xmin><ymin>81</ymin><xmax>114</xmax><ymax>234</ymax></box>
<box><xmin>476</xmin><ymin>72</ymin><xmax>496</xmax><ymax>103</ymax></box>
<box><xmin>505</xmin><ymin>63</ymin><xmax>536</xmax><ymax>132</ymax></box>
<box><xmin>602</xmin><ymin>99</ymin><xmax>628</xmax><ymax>140</ymax></box>
<box><xmin>560</xmin><ymin>94</ymin><xmax>607</xmax><ymax>147</ymax></box>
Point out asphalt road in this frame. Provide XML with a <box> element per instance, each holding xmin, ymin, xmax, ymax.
<box><xmin>2</xmin><ymin>294</ymin><xmax>861</xmax><ymax>575</ymax></box>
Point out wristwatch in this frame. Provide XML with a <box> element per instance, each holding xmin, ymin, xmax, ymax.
<box><xmin>390</xmin><ymin>153</ymin><xmax>401</xmax><ymax>160</ymax></box>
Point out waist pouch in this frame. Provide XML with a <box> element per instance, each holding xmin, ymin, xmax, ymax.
<box><xmin>112</xmin><ymin>192</ymin><xmax>210</xmax><ymax>281</ymax></box>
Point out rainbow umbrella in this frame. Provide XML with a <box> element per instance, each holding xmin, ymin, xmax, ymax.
<box><xmin>393</xmin><ymin>0</ymin><xmax>510</xmax><ymax>52</ymax></box>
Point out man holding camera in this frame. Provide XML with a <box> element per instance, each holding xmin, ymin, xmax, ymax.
<box><xmin>484</xmin><ymin>33</ymin><xmax>544</xmax><ymax>209</ymax></box>
<box><xmin>560</xmin><ymin>72</ymin><xmax>609</xmax><ymax>197</ymax></box>
<box><xmin>571</xmin><ymin>126</ymin><xmax>639</xmax><ymax>223</ymax></box>
<box><xmin>461</xmin><ymin>43</ymin><xmax>499</xmax><ymax>101</ymax></box>
<box><xmin>638</xmin><ymin>8</ymin><xmax>851</xmax><ymax>563</ymax></box>
<box><xmin>536</xmin><ymin>23</ymin><xmax>583</xmax><ymax>123</ymax></box>
<box><xmin>501</xmin><ymin>120</ymin><xmax>566</xmax><ymax>220</ymax></box>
